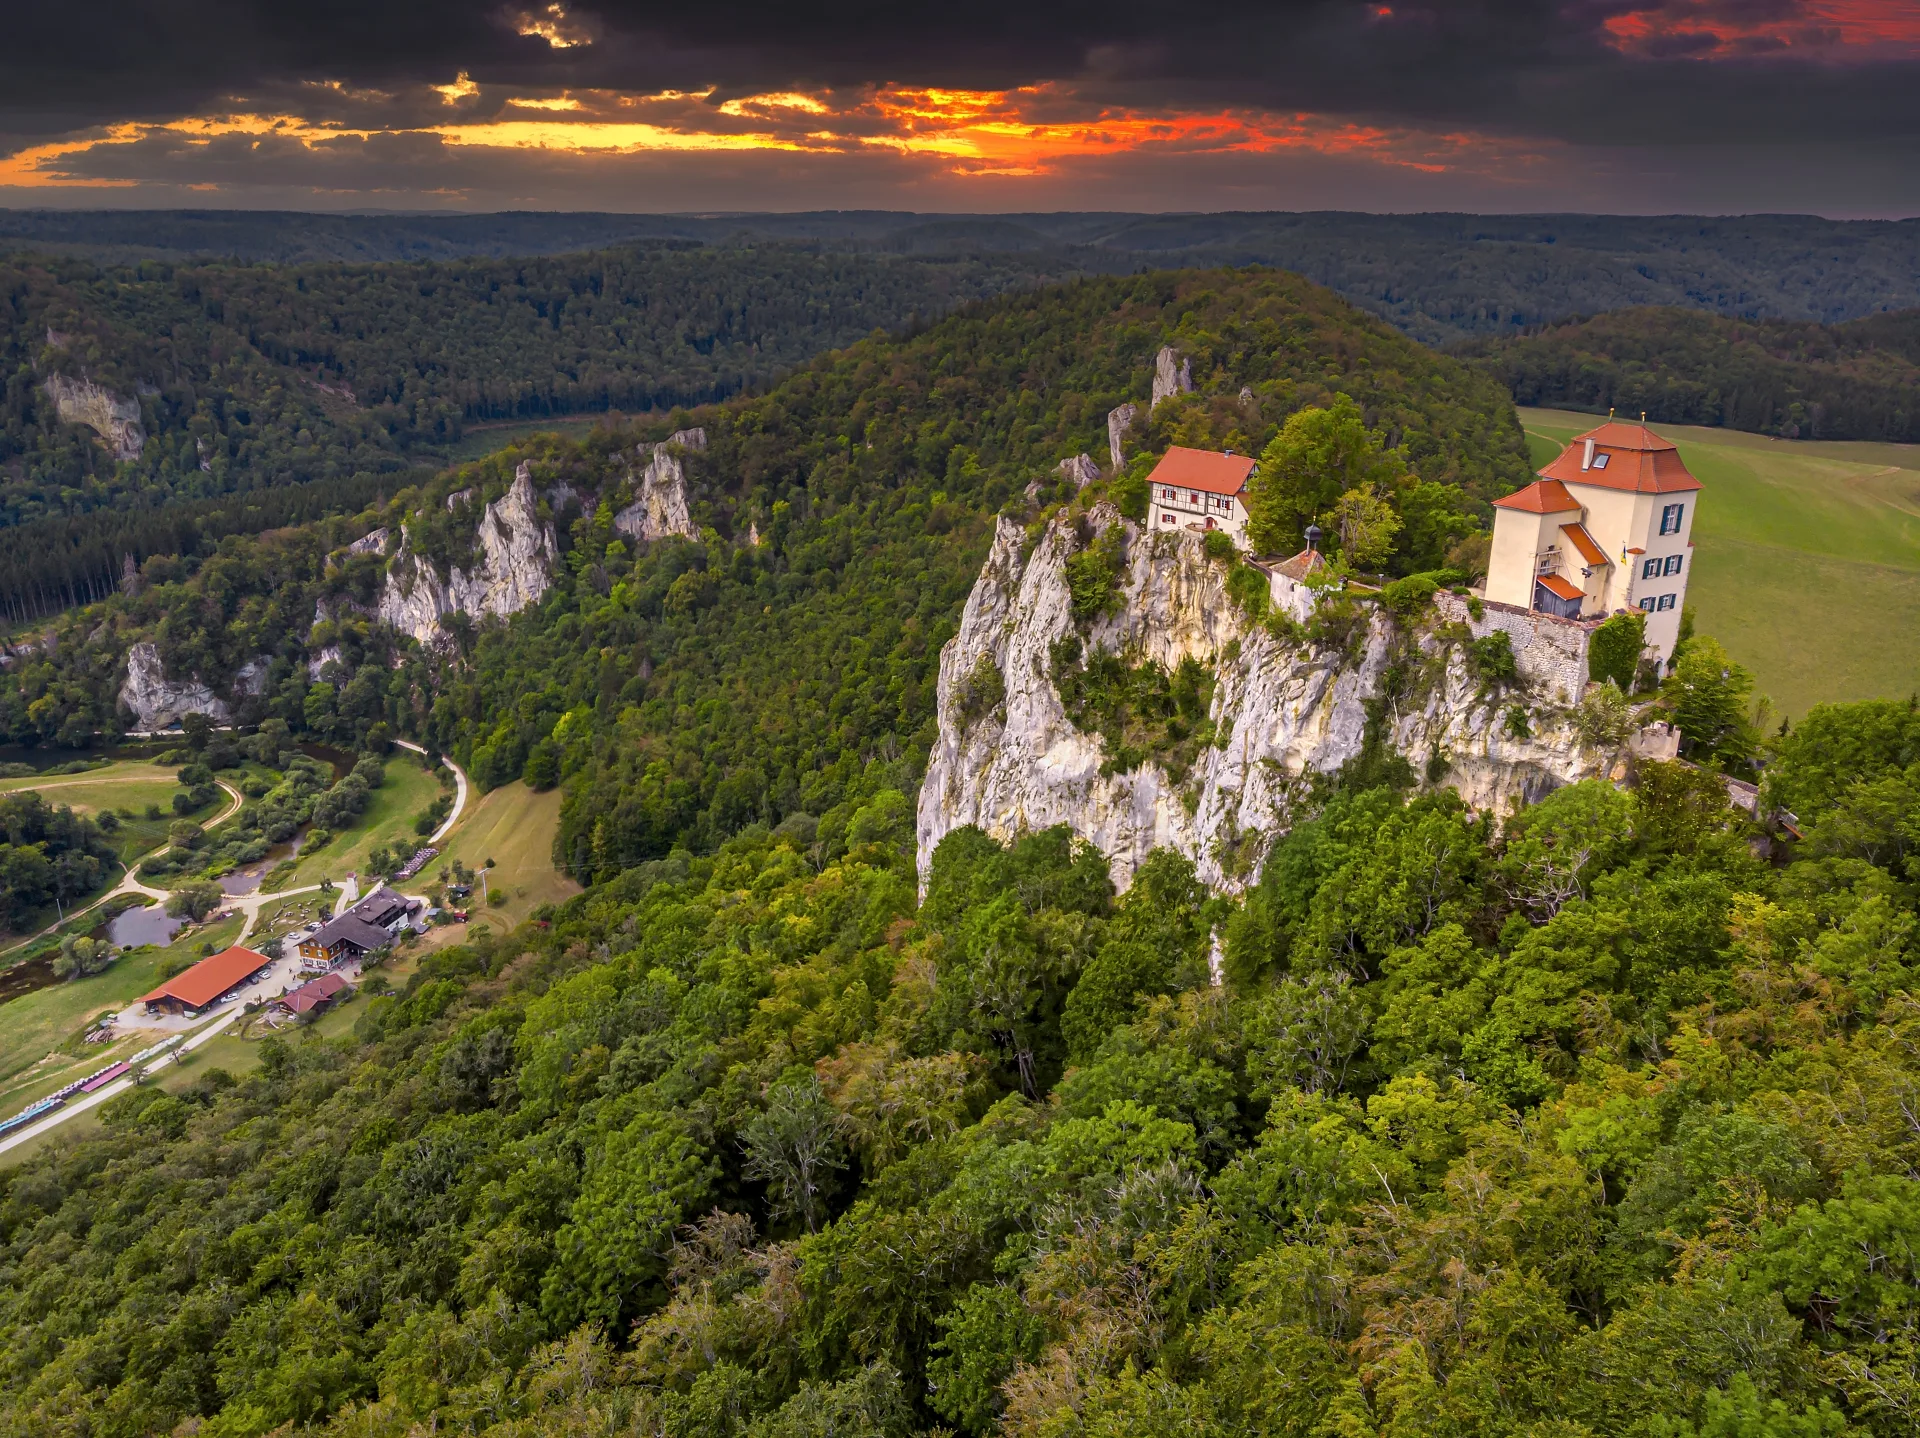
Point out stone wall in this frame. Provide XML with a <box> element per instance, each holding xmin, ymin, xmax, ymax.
<box><xmin>1434</xmin><ymin>591</ymin><xmax>1594</xmax><ymax>706</ymax></box>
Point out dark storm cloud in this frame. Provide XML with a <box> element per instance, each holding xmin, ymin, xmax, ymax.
<box><xmin>1</xmin><ymin>0</ymin><xmax>1913</xmax><ymax>147</ymax></box>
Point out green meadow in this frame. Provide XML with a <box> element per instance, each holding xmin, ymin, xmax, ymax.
<box><xmin>1519</xmin><ymin>407</ymin><xmax>1920</xmax><ymax>720</ymax></box>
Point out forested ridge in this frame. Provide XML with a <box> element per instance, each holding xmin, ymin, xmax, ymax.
<box><xmin>8</xmin><ymin>208</ymin><xmax>1920</xmax><ymax>346</ymax></box>
<box><xmin>0</xmin><ymin>269</ymin><xmax>1527</xmax><ymax>853</ymax></box>
<box><xmin>1462</xmin><ymin>306</ymin><xmax>1920</xmax><ymax>441</ymax></box>
<box><xmin>0</xmin><ymin>244</ymin><xmax>1053</xmax><ymax>529</ymax></box>
<box><xmin>6</xmin><ymin>267</ymin><xmax>1920</xmax><ymax>1438</ymax></box>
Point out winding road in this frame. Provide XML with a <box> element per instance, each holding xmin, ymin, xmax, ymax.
<box><xmin>393</xmin><ymin>740</ymin><xmax>469</xmax><ymax>843</ymax></box>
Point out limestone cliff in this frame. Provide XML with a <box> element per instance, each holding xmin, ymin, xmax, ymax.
<box><xmin>117</xmin><ymin>642</ymin><xmax>281</xmax><ymax>730</ymax></box>
<box><xmin>1150</xmin><ymin>346</ymin><xmax>1193</xmax><ymax>410</ymax></box>
<box><xmin>917</xmin><ymin>509</ymin><xmax>1612</xmax><ymax>894</ymax></box>
<box><xmin>377</xmin><ymin>463</ymin><xmax>558</xmax><ymax>645</ymax></box>
<box><xmin>45</xmin><ymin>375</ymin><xmax>145</xmax><ymax>461</ymax></box>
<box><xmin>614</xmin><ymin>427</ymin><xmax>704</xmax><ymax>543</ymax></box>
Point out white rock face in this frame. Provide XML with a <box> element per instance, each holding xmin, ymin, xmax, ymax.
<box><xmin>917</xmin><ymin>509</ymin><xmax>1612</xmax><ymax>894</ymax></box>
<box><xmin>344</xmin><ymin>528</ymin><xmax>390</xmax><ymax>558</ymax></box>
<box><xmin>1106</xmin><ymin>404</ymin><xmax>1137</xmax><ymax>471</ymax></box>
<box><xmin>377</xmin><ymin>463</ymin><xmax>558</xmax><ymax>646</ymax></box>
<box><xmin>45</xmin><ymin>375</ymin><xmax>145</xmax><ymax>461</ymax></box>
<box><xmin>614</xmin><ymin>428</ymin><xmax>705</xmax><ymax>543</ymax></box>
<box><xmin>1150</xmin><ymin>346</ymin><xmax>1193</xmax><ymax>411</ymax></box>
<box><xmin>119</xmin><ymin>642</ymin><xmax>230</xmax><ymax>729</ymax></box>
<box><xmin>1056</xmin><ymin>453</ymin><xmax>1100</xmax><ymax>490</ymax></box>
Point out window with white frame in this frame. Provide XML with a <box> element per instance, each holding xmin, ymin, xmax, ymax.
<box><xmin>1660</xmin><ymin>503</ymin><xmax>1684</xmax><ymax>535</ymax></box>
<box><xmin>1638</xmin><ymin>597</ymin><xmax>1657</xmax><ymax>611</ymax></box>
<box><xmin>1656</xmin><ymin>594</ymin><xmax>1676</xmax><ymax>611</ymax></box>
<box><xmin>1663</xmin><ymin>554</ymin><xmax>1683</xmax><ymax>576</ymax></box>
<box><xmin>1641</xmin><ymin>558</ymin><xmax>1660</xmax><ymax>579</ymax></box>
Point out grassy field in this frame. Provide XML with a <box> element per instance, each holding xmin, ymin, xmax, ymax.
<box><xmin>282</xmin><ymin>757</ymin><xmax>448</xmax><ymax>887</ymax></box>
<box><xmin>1519</xmin><ymin>408</ymin><xmax>1920</xmax><ymax>719</ymax></box>
<box><xmin>0</xmin><ymin>760</ymin><xmax>191</xmax><ymax>863</ymax></box>
<box><xmin>0</xmin><ymin>912</ymin><xmax>246</xmax><ymax>1115</ymax></box>
<box><xmin>433</xmin><ymin>780</ymin><xmax>578</xmax><ymax>931</ymax></box>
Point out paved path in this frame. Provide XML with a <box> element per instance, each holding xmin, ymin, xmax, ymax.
<box><xmin>393</xmin><ymin>740</ymin><xmax>469</xmax><ymax>844</ymax></box>
<box><xmin>0</xmin><ymin>996</ymin><xmax>253</xmax><ymax>1157</ymax></box>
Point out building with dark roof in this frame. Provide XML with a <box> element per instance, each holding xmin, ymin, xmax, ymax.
<box><xmin>297</xmin><ymin>885</ymin><xmax>422</xmax><ymax>966</ymax></box>
<box><xmin>139</xmin><ymin>945</ymin><xmax>274</xmax><ymax>1017</ymax></box>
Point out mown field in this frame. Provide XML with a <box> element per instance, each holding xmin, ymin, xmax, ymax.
<box><xmin>0</xmin><ymin>761</ymin><xmax>188</xmax><ymax>864</ymax></box>
<box><xmin>0</xmin><ymin>912</ymin><xmax>246</xmax><ymax>1122</ymax></box>
<box><xmin>280</xmin><ymin>757</ymin><xmax>447</xmax><ymax>887</ymax></box>
<box><xmin>1519</xmin><ymin>407</ymin><xmax>1920</xmax><ymax>718</ymax></box>
<box><xmin>431</xmin><ymin>779</ymin><xmax>577</xmax><ymax>932</ymax></box>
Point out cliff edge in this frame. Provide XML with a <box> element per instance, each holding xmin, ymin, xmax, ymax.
<box><xmin>917</xmin><ymin>507</ymin><xmax>1615</xmax><ymax>894</ymax></box>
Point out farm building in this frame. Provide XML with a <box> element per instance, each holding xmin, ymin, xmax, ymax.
<box><xmin>138</xmin><ymin>945</ymin><xmax>274</xmax><ymax>1018</ymax></box>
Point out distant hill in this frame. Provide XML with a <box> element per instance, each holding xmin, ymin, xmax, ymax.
<box><xmin>4</xmin><ymin>209</ymin><xmax>1919</xmax><ymax>344</ymax></box>
<box><xmin>1465</xmin><ymin>306</ymin><xmax>1920</xmax><ymax>441</ymax></box>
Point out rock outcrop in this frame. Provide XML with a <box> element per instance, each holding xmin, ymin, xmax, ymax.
<box><xmin>1106</xmin><ymin>404</ymin><xmax>1137</xmax><ymax>471</ymax></box>
<box><xmin>917</xmin><ymin>509</ymin><xmax>1612</xmax><ymax>894</ymax></box>
<box><xmin>376</xmin><ymin>463</ymin><xmax>558</xmax><ymax>646</ymax></box>
<box><xmin>1150</xmin><ymin>346</ymin><xmax>1192</xmax><ymax>411</ymax></box>
<box><xmin>1057</xmin><ymin>453</ymin><xmax>1100</xmax><ymax>490</ymax></box>
<box><xmin>45</xmin><ymin>375</ymin><xmax>145</xmax><ymax>461</ymax></box>
<box><xmin>119</xmin><ymin>642</ymin><xmax>230</xmax><ymax>729</ymax></box>
<box><xmin>614</xmin><ymin>428</ymin><xmax>704</xmax><ymax>543</ymax></box>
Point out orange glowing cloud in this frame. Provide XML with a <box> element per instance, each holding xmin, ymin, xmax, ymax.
<box><xmin>1604</xmin><ymin>0</ymin><xmax>1920</xmax><ymax>57</ymax></box>
<box><xmin>0</xmin><ymin>80</ymin><xmax>1552</xmax><ymax>197</ymax></box>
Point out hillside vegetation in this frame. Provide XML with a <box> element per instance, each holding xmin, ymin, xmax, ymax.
<box><xmin>1472</xmin><ymin>307</ymin><xmax>1920</xmax><ymax>442</ymax></box>
<box><xmin>7</xmin><ymin>209</ymin><xmax>1920</xmax><ymax>344</ymax></box>
<box><xmin>5</xmin><ymin>269</ymin><xmax>1920</xmax><ymax>1438</ymax></box>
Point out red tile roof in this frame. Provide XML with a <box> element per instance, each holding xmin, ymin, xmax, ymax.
<box><xmin>1561</xmin><ymin>522</ymin><xmax>1609</xmax><ymax>567</ymax></box>
<box><xmin>278</xmin><ymin>972</ymin><xmax>350</xmax><ymax>1015</ymax></box>
<box><xmin>1538</xmin><ymin>422</ymin><xmax>1702</xmax><ymax>494</ymax></box>
<box><xmin>1492</xmin><ymin>479</ymin><xmax>1580</xmax><ymax>514</ymax></box>
<box><xmin>140</xmin><ymin>945</ymin><xmax>272</xmax><ymax>1010</ymax></box>
<box><xmin>1272</xmin><ymin>547</ymin><xmax>1328</xmax><ymax>582</ymax></box>
<box><xmin>1146</xmin><ymin>446</ymin><xmax>1257</xmax><ymax>497</ymax></box>
<box><xmin>1536</xmin><ymin>573</ymin><xmax>1585</xmax><ymax>602</ymax></box>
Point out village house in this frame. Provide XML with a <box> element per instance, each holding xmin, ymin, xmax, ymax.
<box><xmin>1145</xmin><ymin>446</ymin><xmax>1258</xmax><ymax>547</ymax></box>
<box><xmin>298</xmin><ymin>885</ymin><xmax>423</xmax><ymax>967</ymax></box>
<box><xmin>1484</xmin><ymin>418</ymin><xmax>1702</xmax><ymax>662</ymax></box>
<box><xmin>138</xmin><ymin>944</ymin><xmax>274</xmax><ymax>1018</ymax></box>
<box><xmin>270</xmin><ymin>971</ymin><xmax>352</xmax><ymax>1022</ymax></box>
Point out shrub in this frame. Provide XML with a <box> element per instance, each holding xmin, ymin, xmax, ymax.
<box><xmin>1108</xmin><ymin>468</ymin><xmax>1149</xmax><ymax>522</ymax></box>
<box><xmin>1380</xmin><ymin>572</ymin><xmax>1439</xmax><ymax>618</ymax></box>
<box><xmin>954</xmin><ymin>654</ymin><xmax>1007</xmax><ymax>730</ymax></box>
<box><xmin>1589</xmin><ymin>611</ymin><xmax>1647</xmax><ymax>692</ymax></box>
<box><xmin>1468</xmin><ymin>630</ymin><xmax>1519</xmax><ymax>687</ymax></box>
<box><xmin>1063</xmin><ymin>527</ymin><xmax>1126</xmax><ymax>625</ymax></box>
<box><xmin>1203</xmin><ymin>529</ymin><xmax>1236</xmax><ymax>561</ymax></box>
<box><xmin>1225</xmin><ymin>560</ymin><xmax>1270</xmax><ymax>622</ymax></box>
<box><xmin>1576</xmin><ymin>682</ymin><xmax>1634</xmax><ymax>748</ymax></box>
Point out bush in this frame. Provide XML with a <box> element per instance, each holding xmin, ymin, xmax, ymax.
<box><xmin>1468</xmin><ymin>630</ymin><xmax>1519</xmax><ymax>687</ymax></box>
<box><xmin>1380</xmin><ymin>572</ymin><xmax>1440</xmax><ymax>618</ymax></box>
<box><xmin>1225</xmin><ymin>560</ymin><xmax>1270</xmax><ymax>622</ymax></box>
<box><xmin>1063</xmin><ymin>527</ymin><xmax>1126</xmax><ymax>625</ymax></box>
<box><xmin>1203</xmin><ymin>529</ymin><xmax>1236</xmax><ymax>561</ymax></box>
<box><xmin>1576</xmin><ymin>682</ymin><xmax>1634</xmax><ymax>748</ymax></box>
<box><xmin>165</xmin><ymin>881</ymin><xmax>224</xmax><ymax>922</ymax></box>
<box><xmin>1589</xmin><ymin>611</ymin><xmax>1647</xmax><ymax>692</ymax></box>
<box><xmin>953</xmin><ymin>654</ymin><xmax>1007</xmax><ymax>730</ymax></box>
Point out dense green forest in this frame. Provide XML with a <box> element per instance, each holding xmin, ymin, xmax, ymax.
<box><xmin>1462</xmin><ymin>306</ymin><xmax>1920</xmax><ymax>441</ymax></box>
<box><xmin>0</xmin><ymin>245</ymin><xmax>1053</xmax><ymax>530</ymax></box>
<box><xmin>0</xmin><ymin>269</ymin><xmax>1528</xmax><ymax>858</ymax></box>
<box><xmin>7</xmin><ymin>208</ymin><xmax>1919</xmax><ymax>345</ymax></box>
<box><xmin>4</xmin><ymin>701</ymin><xmax>1919</xmax><ymax>1437</ymax></box>
<box><xmin>6</xmin><ymin>264</ymin><xmax>1920</xmax><ymax>1438</ymax></box>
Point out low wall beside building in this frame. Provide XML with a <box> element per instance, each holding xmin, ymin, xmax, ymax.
<box><xmin>1433</xmin><ymin>591</ymin><xmax>1596</xmax><ymax>705</ymax></box>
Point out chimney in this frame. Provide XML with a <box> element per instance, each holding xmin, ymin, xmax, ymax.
<box><xmin>1581</xmin><ymin>438</ymin><xmax>1595</xmax><ymax>471</ymax></box>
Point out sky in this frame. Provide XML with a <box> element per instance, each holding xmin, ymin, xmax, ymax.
<box><xmin>1</xmin><ymin>0</ymin><xmax>1917</xmax><ymax>216</ymax></box>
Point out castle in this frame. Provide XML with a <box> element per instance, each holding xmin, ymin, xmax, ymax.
<box><xmin>1484</xmin><ymin>418</ymin><xmax>1702</xmax><ymax>663</ymax></box>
